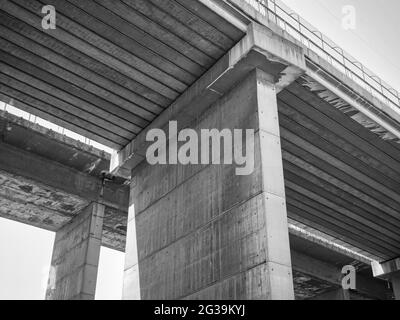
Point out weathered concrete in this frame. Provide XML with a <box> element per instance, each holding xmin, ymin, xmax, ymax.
<box><xmin>290</xmin><ymin>236</ymin><xmax>391</xmax><ymax>300</ymax></box>
<box><xmin>372</xmin><ymin>257</ymin><xmax>400</xmax><ymax>278</ymax></box>
<box><xmin>111</xmin><ymin>22</ymin><xmax>306</xmax><ymax>178</ymax></box>
<box><xmin>225</xmin><ymin>0</ymin><xmax>400</xmax><ymax>141</ymax></box>
<box><xmin>0</xmin><ymin>0</ymin><xmax>245</xmax><ymax>148</ymax></box>
<box><xmin>122</xmin><ymin>205</ymin><xmax>140</xmax><ymax>300</ymax></box>
<box><xmin>0</xmin><ymin>110</ymin><xmax>128</xmax><ymax>251</ymax></box>
<box><xmin>392</xmin><ymin>275</ymin><xmax>400</xmax><ymax>300</ymax></box>
<box><xmin>0</xmin><ymin>0</ymin><xmax>399</xmax><ymax>301</ymax></box>
<box><xmin>46</xmin><ymin>202</ymin><xmax>104</xmax><ymax>300</ymax></box>
<box><xmin>123</xmin><ymin>68</ymin><xmax>294</xmax><ymax>300</ymax></box>
<box><xmin>372</xmin><ymin>257</ymin><xmax>400</xmax><ymax>299</ymax></box>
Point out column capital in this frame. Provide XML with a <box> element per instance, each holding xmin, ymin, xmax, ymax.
<box><xmin>111</xmin><ymin>22</ymin><xmax>306</xmax><ymax>179</ymax></box>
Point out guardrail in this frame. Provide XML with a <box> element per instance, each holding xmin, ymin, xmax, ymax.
<box><xmin>251</xmin><ymin>0</ymin><xmax>400</xmax><ymax>111</ymax></box>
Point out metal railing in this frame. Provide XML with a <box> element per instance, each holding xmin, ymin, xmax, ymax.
<box><xmin>249</xmin><ymin>0</ymin><xmax>400</xmax><ymax>111</ymax></box>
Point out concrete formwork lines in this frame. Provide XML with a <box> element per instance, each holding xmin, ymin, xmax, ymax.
<box><xmin>0</xmin><ymin>45</ymin><xmax>156</xmax><ymax>124</ymax></box>
<box><xmin>284</xmin><ymin>181</ymin><xmax>400</xmax><ymax>244</ymax></box>
<box><xmin>42</xmin><ymin>0</ymin><xmax>196</xmax><ymax>86</ymax></box>
<box><xmin>8</xmin><ymin>0</ymin><xmax>185</xmax><ymax>96</ymax></box>
<box><xmin>121</xmin><ymin>0</ymin><xmax>226</xmax><ymax>57</ymax></box>
<box><xmin>0</xmin><ymin>60</ymin><xmax>143</xmax><ymax>135</ymax></box>
<box><xmin>124</xmin><ymin>69</ymin><xmax>295</xmax><ymax>300</ymax></box>
<box><xmin>0</xmin><ymin>74</ymin><xmax>132</xmax><ymax>145</ymax></box>
<box><xmin>285</xmin><ymin>191</ymin><xmax>400</xmax><ymax>255</ymax></box>
<box><xmin>280</xmin><ymin>128</ymin><xmax>400</xmax><ymax>218</ymax></box>
<box><xmin>174</xmin><ymin>0</ymin><xmax>244</xmax><ymax>41</ymax></box>
<box><xmin>46</xmin><ymin>202</ymin><xmax>105</xmax><ymax>300</ymax></box>
<box><xmin>288</xmin><ymin>210</ymin><xmax>393</xmax><ymax>260</ymax></box>
<box><xmin>285</xmin><ymin>82</ymin><xmax>400</xmax><ymax>167</ymax></box>
<box><xmin>283</xmin><ymin>154</ymin><xmax>400</xmax><ymax>232</ymax></box>
<box><xmin>93</xmin><ymin>0</ymin><xmax>215</xmax><ymax>67</ymax></box>
<box><xmin>0</xmin><ymin>92</ymin><xmax>122</xmax><ymax>150</ymax></box>
<box><xmin>278</xmin><ymin>98</ymin><xmax>400</xmax><ymax>189</ymax></box>
<box><xmin>0</xmin><ymin>13</ymin><xmax>171</xmax><ymax>108</ymax></box>
<box><xmin>64</xmin><ymin>0</ymin><xmax>204</xmax><ymax>76</ymax></box>
<box><xmin>147</xmin><ymin>0</ymin><xmax>236</xmax><ymax>46</ymax></box>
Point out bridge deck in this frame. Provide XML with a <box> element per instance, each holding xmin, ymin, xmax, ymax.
<box><xmin>1</xmin><ymin>0</ymin><xmax>399</xmax><ymax>264</ymax></box>
<box><xmin>0</xmin><ymin>0</ymin><xmax>244</xmax><ymax>149</ymax></box>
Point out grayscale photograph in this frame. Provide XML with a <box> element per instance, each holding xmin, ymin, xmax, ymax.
<box><xmin>0</xmin><ymin>0</ymin><xmax>399</xmax><ymax>306</ymax></box>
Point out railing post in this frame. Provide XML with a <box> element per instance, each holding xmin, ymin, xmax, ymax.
<box><xmin>257</xmin><ymin>0</ymin><xmax>399</xmax><ymax>110</ymax></box>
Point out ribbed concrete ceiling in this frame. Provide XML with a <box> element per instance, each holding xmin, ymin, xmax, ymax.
<box><xmin>1</xmin><ymin>0</ymin><xmax>399</xmax><ymax>263</ymax></box>
<box><xmin>0</xmin><ymin>0</ymin><xmax>244</xmax><ymax>149</ymax></box>
<box><xmin>279</xmin><ymin>81</ymin><xmax>400</xmax><ymax>261</ymax></box>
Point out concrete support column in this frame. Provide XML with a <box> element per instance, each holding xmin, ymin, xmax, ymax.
<box><xmin>311</xmin><ymin>288</ymin><xmax>350</xmax><ymax>300</ymax></box>
<box><xmin>122</xmin><ymin>203</ymin><xmax>141</xmax><ymax>300</ymax></box>
<box><xmin>123</xmin><ymin>69</ymin><xmax>294</xmax><ymax>300</ymax></box>
<box><xmin>256</xmin><ymin>70</ymin><xmax>294</xmax><ymax>299</ymax></box>
<box><xmin>46</xmin><ymin>202</ymin><xmax>104</xmax><ymax>300</ymax></box>
<box><xmin>391</xmin><ymin>275</ymin><xmax>400</xmax><ymax>300</ymax></box>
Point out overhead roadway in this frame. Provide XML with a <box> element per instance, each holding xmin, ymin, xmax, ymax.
<box><xmin>0</xmin><ymin>110</ymin><xmax>129</xmax><ymax>251</ymax></box>
<box><xmin>0</xmin><ymin>0</ymin><xmax>244</xmax><ymax>149</ymax></box>
<box><xmin>0</xmin><ymin>0</ymin><xmax>400</xmax><ymax>268</ymax></box>
<box><xmin>0</xmin><ymin>108</ymin><xmax>391</xmax><ymax>299</ymax></box>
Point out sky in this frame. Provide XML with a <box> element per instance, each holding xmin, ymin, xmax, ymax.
<box><xmin>0</xmin><ymin>218</ymin><xmax>124</xmax><ymax>300</ymax></box>
<box><xmin>281</xmin><ymin>0</ymin><xmax>400</xmax><ymax>92</ymax></box>
<box><xmin>0</xmin><ymin>0</ymin><xmax>399</xmax><ymax>299</ymax></box>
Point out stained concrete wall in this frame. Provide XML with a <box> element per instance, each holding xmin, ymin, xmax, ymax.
<box><xmin>392</xmin><ymin>276</ymin><xmax>400</xmax><ymax>300</ymax></box>
<box><xmin>123</xmin><ymin>69</ymin><xmax>294</xmax><ymax>300</ymax></box>
<box><xmin>46</xmin><ymin>202</ymin><xmax>104</xmax><ymax>300</ymax></box>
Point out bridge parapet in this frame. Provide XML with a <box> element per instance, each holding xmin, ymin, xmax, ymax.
<box><xmin>226</xmin><ymin>0</ymin><xmax>400</xmax><ymax>112</ymax></box>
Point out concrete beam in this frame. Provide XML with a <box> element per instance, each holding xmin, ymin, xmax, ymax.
<box><xmin>0</xmin><ymin>111</ymin><xmax>128</xmax><ymax>250</ymax></box>
<box><xmin>225</xmin><ymin>0</ymin><xmax>400</xmax><ymax>142</ymax></box>
<box><xmin>46</xmin><ymin>202</ymin><xmax>104</xmax><ymax>300</ymax></box>
<box><xmin>292</xmin><ymin>250</ymin><xmax>390</xmax><ymax>300</ymax></box>
<box><xmin>304</xmin><ymin>63</ymin><xmax>400</xmax><ymax>142</ymax></box>
<box><xmin>0</xmin><ymin>141</ymin><xmax>128</xmax><ymax>211</ymax></box>
<box><xmin>372</xmin><ymin>257</ymin><xmax>400</xmax><ymax>278</ymax></box>
<box><xmin>392</xmin><ymin>275</ymin><xmax>400</xmax><ymax>300</ymax></box>
<box><xmin>111</xmin><ymin>21</ymin><xmax>305</xmax><ymax>178</ymax></box>
<box><xmin>373</xmin><ymin>258</ymin><xmax>400</xmax><ymax>300</ymax></box>
<box><xmin>198</xmin><ymin>0</ymin><xmax>249</xmax><ymax>32</ymax></box>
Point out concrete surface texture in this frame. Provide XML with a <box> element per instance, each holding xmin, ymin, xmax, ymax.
<box><xmin>0</xmin><ymin>0</ymin><xmax>399</xmax><ymax>300</ymax></box>
<box><xmin>46</xmin><ymin>202</ymin><xmax>104</xmax><ymax>300</ymax></box>
<box><xmin>125</xmin><ymin>70</ymin><xmax>293</xmax><ymax>299</ymax></box>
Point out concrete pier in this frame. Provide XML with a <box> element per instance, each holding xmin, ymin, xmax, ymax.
<box><xmin>392</xmin><ymin>276</ymin><xmax>400</xmax><ymax>300</ymax></box>
<box><xmin>123</xmin><ymin>69</ymin><xmax>294</xmax><ymax>300</ymax></box>
<box><xmin>46</xmin><ymin>202</ymin><xmax>104</xmax><ymax>300</ymax></box>
<box><xmin>0</xmin><ymin>0</ymin><xmax>399</xmax><ymax>300</ymax></box>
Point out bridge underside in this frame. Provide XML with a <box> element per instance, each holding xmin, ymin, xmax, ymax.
<box><xmin>0</xmin><ymin>111</ymin><xmax>128</xmax><ymax>251</ymax></box>
<box><xmin>0</xmin><ymin>0</ymin><xmax>244</xmax><ymax>149</ymax></box>
<box><xmin>0</xmin><ymin>0</ymin><xmax>399</xmax><ymax>300</ymax></box>
<box><xmin>0</xmin><ymin>109</ymin><xmax>393</xmax><ymax>300</ymax></box>
<box><xmin>278</xmin><ymin>80</ymin><xmax>400</xmax><ymax>262</ymax></box>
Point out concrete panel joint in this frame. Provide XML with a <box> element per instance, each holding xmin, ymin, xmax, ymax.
<box><xmin>46</xmin><ymin>202</ymin><xmax>105</xmax><ymax>300</ymax></box>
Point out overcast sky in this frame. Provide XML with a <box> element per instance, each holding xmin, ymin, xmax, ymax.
<box><xmin>0</xmin><ymin>0</ymin><xmax>399</xmax><ymax>300</ymax></box>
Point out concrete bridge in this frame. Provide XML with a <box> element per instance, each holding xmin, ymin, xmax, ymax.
<box><xmin>0</xmin><ymin>0</ymin><xmax>399</xmax><ymax>299</ymax></box>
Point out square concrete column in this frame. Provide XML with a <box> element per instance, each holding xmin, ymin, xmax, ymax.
<box><xmin>46</xmin><ymin>202</ymin><xmax>104</xmax><ymax>300</ymax></box>
<box><xmin>392</xmin><ymin>275</ymin><xmax>400</xmax><ymax>300</ymax></box>
<box><xmin>122</xmin><ymin>203</ymin><xmax>141</xmax><ymax>300</ymax></box>
<box><xmin>123</xmin><ymin>69</ymin><xmax>294</xmax><ymax>300</ymax></box>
